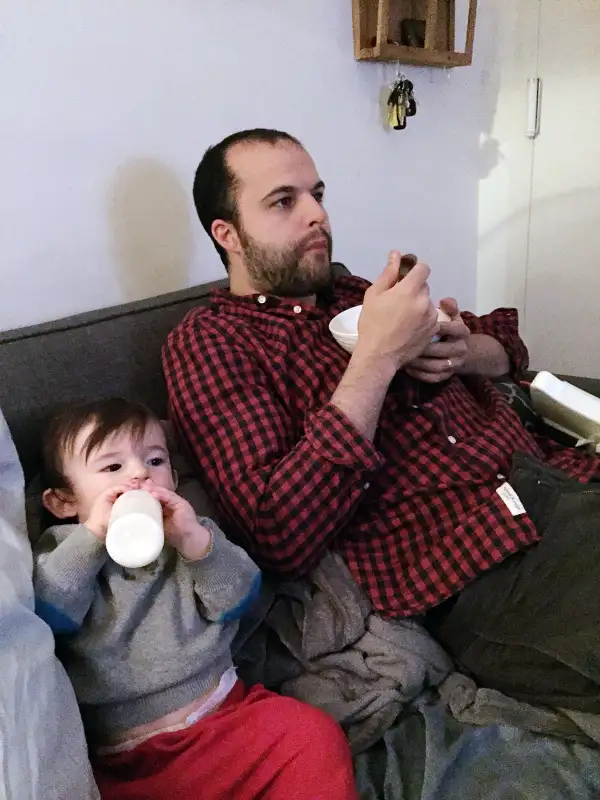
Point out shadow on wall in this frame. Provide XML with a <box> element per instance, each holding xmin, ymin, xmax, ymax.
<box><xmin>480</xmin><ymin>185</ymin><xmax>600</xmax><ymax>378</ymax></box>
<box><xmin>474</xmin><ymin>3</ymin><xmax>502</xmax><ymax>183</ymax></box>
<box><xmin>107</xmin><ymin>159</ymin><xmax>192</xmax><ymax>301</ymax></box>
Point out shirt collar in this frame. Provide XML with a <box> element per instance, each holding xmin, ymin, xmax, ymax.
<box><xmin>212</xmin><ymin>287</ymin><xmax>331</xmax><ymax>319</ymax></box>
<box><xmin>210</xmin><ymin>275</ymin><xmax>368</xmax><ymax>319</ymax></box>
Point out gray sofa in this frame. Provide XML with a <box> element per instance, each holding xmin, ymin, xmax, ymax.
<box><xmin>0</xmin><ymin>277</ymin><xmax>228</xmax><ymax>482</ymax></box>
<box><xmin>3</xmin><ymin>270</ymin><xmax>600</xmax><ymax>799</ymax></box>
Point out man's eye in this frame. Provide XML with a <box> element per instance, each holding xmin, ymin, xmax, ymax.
<box><xmin>273</xmin><ymin>196</ymin><xmax>293</xmax><ymax>209</ymax></box>
<box><xmin>313</xmin><ymin>191</ymin><xmax>325</xmax><ymax>204</ymax></box>
<box><xmin>102</xmin><ymin>463</ymin><xmax>121</xmax><ymax>473</ymax></box>
<box><xmin>148</xmin><ymin>457</ymin><xmax>165</xmax><ymax>467</ymax></box>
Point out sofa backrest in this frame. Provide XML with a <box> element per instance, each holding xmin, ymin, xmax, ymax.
<box><xmin>0</xmin><ymin>279</ymin><xmax>226</xmax><ymax>481</ymax></box>
<box><xmin>1</xmin><ymin>263</ymin><xmax>350</xmax><ymax>481</ymax></box>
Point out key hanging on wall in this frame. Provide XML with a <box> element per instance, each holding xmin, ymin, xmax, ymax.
<box><xmin>386</xmin><ymin>71</ymin><xmax>417</xmax><ymax>131</ymax></box>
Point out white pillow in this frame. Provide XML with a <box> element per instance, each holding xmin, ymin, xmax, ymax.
<box><xmin>0</xmin><ymin>408</ymin><xmax>99</xmax><ymax>800</ymax></box>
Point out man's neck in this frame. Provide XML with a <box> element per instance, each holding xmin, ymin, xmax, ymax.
<box><xmin>228</xmin><ymin>272</ymin><xmax>317</xmax><ymax>307</ymax></box>
<box><xmin>228</xmin><ymin>270</ymin><xmax>256</xmax><ymax>297</ymax></box>
<box><xmin>297</xmin><ymin>294</ymin><xmax>317</xmax><ymax>306</ymax></box>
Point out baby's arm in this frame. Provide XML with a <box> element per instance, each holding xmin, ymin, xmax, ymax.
<box><xmin>143</xmin><ymin>482</ymin><xmax>261</xmax><ymax>623</ymax></box>
<box><xmin>34</xmin><ymin>484</ymin><xmax>126</xmax><ymax>633</ymax></box>
<box><xmin>33</xmin><ymin>525</ymin><xmax>107</xmax><ymax>634</ymax></box>
<box><xmin>186</xmin><ymin>518</ymin><xmax>262</xmax><ymax>623</ymax></box>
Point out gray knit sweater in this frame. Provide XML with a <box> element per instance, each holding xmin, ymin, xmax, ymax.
<box><xmin>33</xmin><ymin>517</ymin><xmax>260</xmax><ymax>739</ymax></box>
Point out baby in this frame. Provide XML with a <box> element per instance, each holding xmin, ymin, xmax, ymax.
<box><xmin>33</xmin><ymin>398</ymin><xmax>357</xmax><ymax>800</ymax></box>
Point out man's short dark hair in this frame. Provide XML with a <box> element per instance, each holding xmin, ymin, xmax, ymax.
<box><xmin>193</xmin><ymin>129</ymin><xmax>302</xmax><ymax>269</ymax></box>
<box><xmin>42</xmin><ymin>398</ymin><xmax>161</xmax><ymax>490</ymax></box>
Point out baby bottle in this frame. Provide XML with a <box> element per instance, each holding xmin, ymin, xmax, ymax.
<box><xmin>105</xmin><ymin>489</ymin><xmax>164</xmax><ymax>568</ymax></box>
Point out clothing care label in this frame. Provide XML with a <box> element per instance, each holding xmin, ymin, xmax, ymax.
<box><xmin>496</xmin><ymin>482</ymin><xmax>526</xmax><ymax>517</ymax></box>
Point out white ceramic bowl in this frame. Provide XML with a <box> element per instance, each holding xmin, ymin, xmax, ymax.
<box><xmin>329</xmin><ymin>305</ymin><xmax>451</xmax><ymax>354</ymax></box>
<box><xmin>328</xmin><ymin>305</ymin><xmax>361</xmax><ymax>353</ymax></box>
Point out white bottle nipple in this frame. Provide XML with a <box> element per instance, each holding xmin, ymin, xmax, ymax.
<box><xmin>105</xmin><ymin>489</ymin><xmax>164</xmax><ymax>569</ymax></box>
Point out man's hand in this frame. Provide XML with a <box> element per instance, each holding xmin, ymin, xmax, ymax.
<box><xmin>356</xmin><ymin>251</ymin><xmax>439</xmax><ymax>373</ymax></box>
<box><xmin>405</xmin><ymin>297</ymin><xmax>470</xmax><ymax>383</ymax></box>
<box><xmin>331</xmin><ymin>251</ymin><xmax>438</xmax><ymax>443</ymax></box>
<box><xmin>143</xmin><ymin>480</ymin><xmax>212</xmax><ymax>561</ymax></box>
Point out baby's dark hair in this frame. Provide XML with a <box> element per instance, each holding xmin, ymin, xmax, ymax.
<box><xmin>42</xmin><ymin>398</ymin><xmax>161</xmax><ymax>490</ymax></box>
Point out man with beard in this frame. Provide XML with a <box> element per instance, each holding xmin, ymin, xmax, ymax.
<box><xmin>163</xmin><ymin>129</ymin><xmax>600</xmax><ymax>714</ymax></box>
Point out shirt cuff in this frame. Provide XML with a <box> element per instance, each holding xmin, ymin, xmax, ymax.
<box><xmin>462</xmin><ymin>308</ymin><xmax>529</xmax><ymax>378</ymax></box>
<box><xmin>305</xmin><ymin>404</ymin><xmax>384</xmax><ymax>470</ymax></box>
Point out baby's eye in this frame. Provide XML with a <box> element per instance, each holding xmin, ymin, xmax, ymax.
<box><xmin>102</xmin><ymin>463</ymin><xmax>122</xmax><ymax>473</ymax></box>
<box><xmin>148</xmin><ymin>457</ymin><xmax>165</xmax><ymax>467</ymax></box>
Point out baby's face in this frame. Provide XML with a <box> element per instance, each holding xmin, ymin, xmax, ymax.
<box><xmin>61</xmin><ymin>421</ymin><xmax>175</xmax><ymax>522</ymax></box>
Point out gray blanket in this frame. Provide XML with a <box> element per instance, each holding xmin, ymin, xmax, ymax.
<box><xmin>354</xmin><ymin>696</ymin><xmax>600</xmax><ymax>800</ymax></box>
<box><xmin>234</xmin><ymin>553</ymin><xmax>452</xmax><ymax>752</ymax></box>
<box><xmin>234</xmin><ymin>552</ymin><xmax>600</xmax><ymax>756</ymax></box>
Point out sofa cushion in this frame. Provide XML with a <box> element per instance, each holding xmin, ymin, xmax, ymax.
<box><xmin>0</xmin><ymin>279</ymin><xmax>226</xmax><ymax>482</ymax></box>
<box><xmin>493</xmin><ymin>378</ymin><xmax>541</xmax><ymax>433</ymax></box>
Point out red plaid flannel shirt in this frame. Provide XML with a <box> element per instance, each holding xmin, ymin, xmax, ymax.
<box><xmin>163</xmin><ymin>275</ymin><xmax>598</xmax><ymax>617</ymax></box>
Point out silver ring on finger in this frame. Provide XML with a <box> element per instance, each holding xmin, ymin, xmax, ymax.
<box><xmin>447</xmin><ymin>358</ymin><xmax>453</xmax><ymax>370</ymax></box>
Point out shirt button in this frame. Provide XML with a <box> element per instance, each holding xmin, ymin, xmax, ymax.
<box><xmin>257</xmin><ymin>295</ymin><xmax>267</xmax><ymax>304</ymax></box>
<box><xmin>448</xmin><ymin>435</ymin><xmax>457</xmax><ymax>444</ymax></box>
<box><xmin>293</xmin><ymin>305</ymin><xmax>302</xmax><ymax>314</ymax></box>
<box><xmin>412</xmin><ymin>405</ymin><xmax>419</xmax><ymax>410</ymax></box>
<box><xmin>497</xmin><ymin>474</ymin><xmax>506</xmax><ymax>481</ymax></box>
<box><xmin>364</xmin><ymin>482</ymin><xmax>371</xmax><ymax>490</ymax></box>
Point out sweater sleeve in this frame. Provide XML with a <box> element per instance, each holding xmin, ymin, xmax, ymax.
<box><xmin>33</xmin><ymin>524</ymin><xmax>107</xmax><ymax>634</ymax></box>
<box><xmin>184</xmin><ymin>518</ymin><xmax>261</xmax><ymax>624</ymax></box>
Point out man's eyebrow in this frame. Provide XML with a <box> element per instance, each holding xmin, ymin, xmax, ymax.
<box><xmin>261</xmin><ymin>180</ymin><xmax>325</xmax><ymax>203</ymax></box>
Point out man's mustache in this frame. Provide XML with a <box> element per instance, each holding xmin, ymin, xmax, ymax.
<box><xmin>298</xmin><ymin>230</ymin><xmax>332</xmax><ymax>251</ymax></box>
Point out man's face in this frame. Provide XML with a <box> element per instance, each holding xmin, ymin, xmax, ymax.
<box><xmin>227</xmin><ymin>141</ymin><xmax>333</xmax><ymax>297</ymax></box>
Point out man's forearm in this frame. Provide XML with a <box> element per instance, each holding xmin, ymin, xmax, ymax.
<box><xmin>460</xmin><ymin>333</ymin><xmax>510</xmax><ymax>378</ymax></box>
<box><xmin>331</xmin><ymin>347</ymin><xmax>398</xmax><ymax>441</ymax></box>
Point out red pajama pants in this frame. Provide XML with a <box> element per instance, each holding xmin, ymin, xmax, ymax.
<box><xmin>92</xmin><ymin>681</ymin><xmax>358</xmax><ymax>800</ymax></box>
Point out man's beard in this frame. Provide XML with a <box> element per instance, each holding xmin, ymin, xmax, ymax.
<box><xmin>239</xmin><ymin>226</ymin><xmax>334</xmax><ymax>298</ymax></box>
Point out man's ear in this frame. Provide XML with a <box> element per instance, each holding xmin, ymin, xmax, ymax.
<box><xmin>211</xmin><ymin>219</ymin><xmax>241</xmax><ymax>257</ymax></box>
<box><xmin>42</xmin><ymin>488</ymin><xmax>79</xmax><ymax>520</ymax></box>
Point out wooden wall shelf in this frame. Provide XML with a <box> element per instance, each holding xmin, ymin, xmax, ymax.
<box><xmin>352</xmin><ymin>0</ymin><xmax>477</xmax><ymax>68</ymax></box>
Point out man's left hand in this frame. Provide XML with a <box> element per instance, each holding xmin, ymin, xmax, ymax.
<box><xmin>405</xmin><ymin>298</ymin><xmax>470</xmax><ymax>384</ymax></box>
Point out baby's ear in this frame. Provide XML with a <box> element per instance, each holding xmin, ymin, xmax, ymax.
<box><xmin>42</xmin><ymin>488</ymin><xmax>79</xmax><ymax>520</ymax></box>
<box><xmin>172</xmin><ymin>469</ymin><xmax>179</xmax><ymax>491</ymax></box>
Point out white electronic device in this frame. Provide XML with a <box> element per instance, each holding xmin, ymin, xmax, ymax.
<box><xmin>529</xmin><ymin>371</ymin><xmax>600</xmax><ymax>450</ymax></box>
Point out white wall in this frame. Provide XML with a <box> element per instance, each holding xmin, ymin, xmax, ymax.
<box><xmin>475</xmin><ymin>0</ymin><xmax>539</xmax><ymax>316</ymax></box>
<box><xmin>0</xmin><ymin>1</ymin><xmax>497</xmax><ymax>330</ymax></box>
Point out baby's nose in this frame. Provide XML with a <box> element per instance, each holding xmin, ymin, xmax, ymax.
<box><xmin>128</xmin><ymin>462</ymin><xmax>148</xmax><ymax>486</ymax></box>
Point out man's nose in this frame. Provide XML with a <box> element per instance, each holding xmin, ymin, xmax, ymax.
<box><xmin>303</xmin><ymin>193</ymin><xmax>328</xmax><ymax>227</ymax></box>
